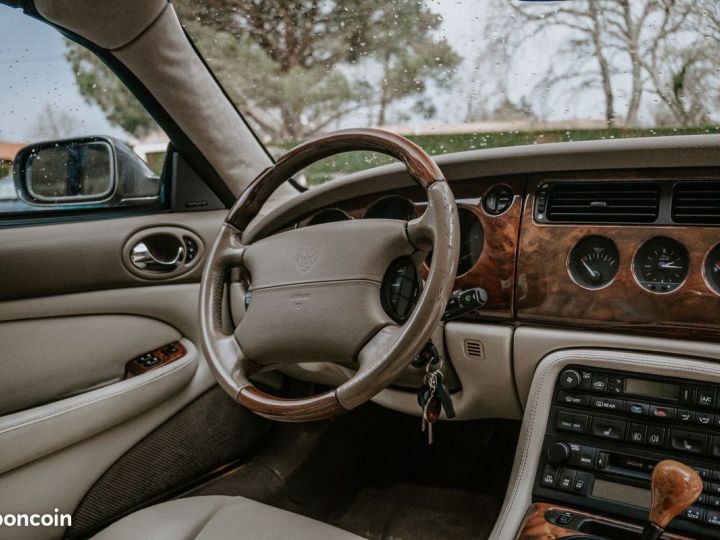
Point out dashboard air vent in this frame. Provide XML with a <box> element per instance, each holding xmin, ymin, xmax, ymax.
<box><xmin>544</xmin><ymin>182</ymin><xmax>660</xmax><ymax>223</ymax></box>
<box><xmin>672</xmin><ymin>181</ymin><xmax>720</xmax><ymax>224</ymax></box>
<box><xmin>464</xmin><ymin>339</ymin><xmax>484</xmax><ymax>359</ymax></box>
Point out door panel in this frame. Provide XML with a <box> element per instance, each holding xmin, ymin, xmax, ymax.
<box><xmin>0</xmin><ymin>210</ymin><xmax>228</xmax><ymax>540</ymax></box>
<box><xmin>0</xmin><ymin>210</ymin><xmax>225</xmax><ymax>301</ymax></box>
<box><xmin>0</xmin><ymin>339</ymin><xmax>197</xmax><ymax>475</ymax></box>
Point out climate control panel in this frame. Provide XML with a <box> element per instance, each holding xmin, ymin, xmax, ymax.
<box><xmin>534</xmin><ymin>365</ymin><xmax>720</xmax><ymax>538</ymax></box>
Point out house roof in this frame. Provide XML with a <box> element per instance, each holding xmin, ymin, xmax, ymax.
<box><xmin>0</xmin><ymin>142</ymin><xmax>26</xmax><ymax>162</ymax></box>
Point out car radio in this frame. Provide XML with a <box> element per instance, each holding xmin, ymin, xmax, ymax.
<box><xmin>534</xmin><ymin>365</ymin><xmax>720</xmax><ymax>538</ymax></box>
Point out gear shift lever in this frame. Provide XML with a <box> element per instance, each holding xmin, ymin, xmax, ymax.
<box><xmin>642</xmin><ymin>459</ymin><xmax>702</xmax><ymax>540</ymax></box>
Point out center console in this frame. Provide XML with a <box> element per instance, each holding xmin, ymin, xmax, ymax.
<box><xmin>533</xmin><ymin>365</ymin><xmax>720</xmax><ymax>538</ymax></box>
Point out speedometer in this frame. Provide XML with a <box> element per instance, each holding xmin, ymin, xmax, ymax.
<box><xmin>633</xmin><ymin>236</ymin><xmax>690</xmax><ymax>293</ymax></box>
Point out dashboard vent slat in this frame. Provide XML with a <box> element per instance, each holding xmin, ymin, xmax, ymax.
<box><xmin>672</xmin><ymin>181</ymin><xmax>720</xmax><ymax>224</ymax></box>
<box><xmin>464</xmin><ymin>340</ymin><xmax>484</xmax><ymax>359</ymax></box>
<box><xmin>545</xmin><ymin>182</ymin><xmax>660</xmax><ymax>223</ymax></box>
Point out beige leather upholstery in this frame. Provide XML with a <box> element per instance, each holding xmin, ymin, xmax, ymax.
<box><xmin>94</xmin><ymin>496</ymin><xmax>362</xmax><ymax>540</ymax></box>
<box><xmin>0</xmin><ymin>315</ymin><xmax>180</xmax><ymax>415</ymax></box>
<box><xmin>0</xmin><ymin>339</ymin><xmax>197</xmax><ymax>475</ymax></box>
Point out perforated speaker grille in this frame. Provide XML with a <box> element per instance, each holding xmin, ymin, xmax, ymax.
<box><xmin>67</xmin><ymin>386</ymin><xmax>269</xmax><ymax>538</ymax></box>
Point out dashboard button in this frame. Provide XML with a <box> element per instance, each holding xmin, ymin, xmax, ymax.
<box><xmin>573</xmin><ymin>472</ymin><xmax>592</xmax><ymax>495</ymax></box>
<box><xmin>578</xmin><ymin>446</ymin><xmax>596</xmax><ymax>469</ymax></box>
<box><xmin>540</xmin><ymin>465</ymin><xmax>558</xmax><ymax>488</ymax></box>
<box><xmin>596</xmin><ymin>451</ymin><xmax>609</xmax><ymax>469</ymax></box>
<box><xmin>579</xmin><ymin>370</ymin><xmax>593</xmax><ymax>391</ymax></box>
<box><xmin>607</xmin><ymin>376</ymin><xmax>624</xmax><ymax>394</ymax></box>
<box><xmin>646</xmin><ymin>426</ymin><xmax>666</xmax><ymax>447</ymax></box>
<box><xmin>677</xmin><ymin>409</ymin><xmax>695</xmax><ymax>423</ymax></box>
<box><xmin>591</xmin><ymin>374</ymin><xmax>608</xmax><ymax>393</ymax></box>
<box><xmin>626</xmin><ymin>401</ymin><xmax>649</xmax><ymax>416</ymax></box>
<box><xmin>559</xmin><ymin>370</ymin><xmax>582</xmax><ymax>390</ymax></box>
<box><xmin>590</xmin><ymin>397</ymin><xmax>624</xmax><ymax>412</ymax></box>
<box><xmin>649</xmin><ymin>405</ymin><xmax>675</xmax><ymax>420</ymax></box>
<box><xmin>591</xmin><ymin>417</ymin><xmax>626</xmax><ymax>440</ymax></box>
<box><xmin>557</xmin><ymin>392</ymin><xmax>589</xmax><ymax>407</ymax></box>
<box><xmin>685</xmin><ymin>506</ymin><xmax>705</xmax><ymax>522</ymax></box>
<box><xmin>628</xmin><ymin>423</ymin><xmax>647</xmax><ymax>444</ymax></box>
<box><xmin>556</xmin><ymin>412</ymin><xmax>589</xmax><ymax>434</ymax></box>
<box><xmin>680</xmin><ymin>385</ymin><xmax>697</xmax><ymax>405</ymax></box>
<box><xmin>710</xmin><ymin>437</ymin><xmax>720</xmax><ymax>459</ymax></box>
<box><xmin>547</xmin><ymin>442</ymin><xmax>571</xmax><ymax>464</ymax></box>
<box><xmin>698</xmin><ymin>387</ymin><xmax>716</xmax><ymax>408</ymax></box>
<box><xmin>670</xmin><ymin>429</ymin><xmax>707</xmax><ymax>455</ymax></box>
<box><xmin>696</xmin><ymin>411</ymin><xmax>714</xmax><ymax>426</ymax></box>
<box><xmin>558</xmin><ymin>469</ymin><xmax>576</xmax><ymax>492</ymax></box>
<box><xmin>707</xmin><ymin>510</ymin><xmax>720</xmax><ymax>527</ymax></box>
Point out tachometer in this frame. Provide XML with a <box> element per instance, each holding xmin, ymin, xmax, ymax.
<box><xmin>703</xmin><ymin>243</ymin><xmax>720</xmax><ymax>295</ymax></box>
<box><xmin>568</xmin><ymin>235</ymin><xmax>619</xmax><ymax>289</ymax></box>
<box><xmin>633</xmin><ymin>236</ymin><xmax>690</xmax><ymax>293</ymax></box>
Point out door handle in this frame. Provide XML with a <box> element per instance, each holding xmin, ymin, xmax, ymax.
<box><xmin>130</xmin><ymin>241</ymin><xmax>185</xmax><ymax>272</ymax></box>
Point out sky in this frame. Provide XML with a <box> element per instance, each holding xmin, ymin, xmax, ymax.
<box><xmin>0</xmin><ymin>5</ymin><xmax>126</xmax><ymax>143</ymax></box>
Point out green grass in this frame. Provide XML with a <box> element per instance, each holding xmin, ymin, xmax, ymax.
<box><xmin>277</xmin><ymin>126</ymin><xmax>720</xmax><ymax>186</ymax></box>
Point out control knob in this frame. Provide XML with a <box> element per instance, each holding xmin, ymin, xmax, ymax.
<box><xmin>559</xmin><ymin>369</ymin><xmax>582</xmax><ymax>390</ymax></box>
<box><xmin>547</xmin><ymin>442</ymin><xmax>571</xmax><ymax>464</ymax></box>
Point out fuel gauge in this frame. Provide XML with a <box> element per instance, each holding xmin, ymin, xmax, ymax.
<box><xmin>703</xmin><ymin>243</ymin><xmax>720</xmax><ymax>295</ymax></box>
<box><xmin>568</xmin><ymin>235</ymin><xmax>620</xmax><ymax>290</ymax></box>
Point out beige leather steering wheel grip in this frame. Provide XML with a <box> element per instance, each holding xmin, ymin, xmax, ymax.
<box><xmin>199</xmin><ymin>128</ymin><xmax>459</xmax><ymax>421</ymax></box>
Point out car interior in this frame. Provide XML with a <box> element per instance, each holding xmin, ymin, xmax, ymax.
<box><xmin>1</xmin><ymin>1</ymin><xmax>720</xmax><ymax>539</ymax></box>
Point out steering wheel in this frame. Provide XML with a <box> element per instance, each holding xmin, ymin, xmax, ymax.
<box><xmin>199</xmin><ymin>128</ymin><xmax>459</xmax><ymax>422</ymax></box>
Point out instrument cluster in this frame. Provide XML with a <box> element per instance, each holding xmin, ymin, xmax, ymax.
<box><xmin>304</xmin><ymin>195</ymin><xmax>487</xmax><ymax>278</ymax></box>
<box><xmin>567</xmin><ymin>234</ymin><xmax>720</xmax><ymax>295</ymax></box>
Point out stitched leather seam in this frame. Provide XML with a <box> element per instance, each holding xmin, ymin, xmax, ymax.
<box><xmin>251</xmin><ymin>279</ymin><xmax>381</xmax><ymax>292</ymax></box>
<box><xmin>0</xmin><ymin>348</ymin><xmax>195</xmax><ymax>435</ymax></box>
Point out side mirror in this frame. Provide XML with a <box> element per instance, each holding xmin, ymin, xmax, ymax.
<box><xmin>13</xmin><ymin>136</ymin><xmax>160</xmax><ymax>207</ymax></box>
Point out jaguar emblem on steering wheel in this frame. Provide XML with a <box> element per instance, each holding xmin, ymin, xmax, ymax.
<box><xmin>296</xmin><ymin>244</ymin><xmax>320</xmax><ymax>271</ymax></box>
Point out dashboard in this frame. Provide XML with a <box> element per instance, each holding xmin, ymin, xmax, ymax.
<box><xmin>269</xmin><ymin>166</ymin><xmax>720</xmax><ymax>343</ymax></box>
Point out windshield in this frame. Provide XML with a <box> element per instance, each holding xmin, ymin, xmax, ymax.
<box><xmin>176</xmin><ymin>1</ymin><xmax>720</xmax><ymax>186</ymax></box>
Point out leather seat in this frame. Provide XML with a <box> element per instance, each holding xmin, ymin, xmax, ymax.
<box><xmin>94</xmin><ymin>495</ymin><xmax>363</xmax><ymax>540</ymax></box>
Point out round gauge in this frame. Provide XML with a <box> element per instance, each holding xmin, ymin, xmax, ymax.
<box><xmin>425</xmin><ymin>207</ymin><xmax>483</xmax><ymax>275</ymax></box>
<box><xmin>307</xmin><ymin>208</ymin><xmax>350</xmax><ymax>225</ymax></box>
<box><xmin>568</xmin><ymin>235</ymin><xmax>620</xmax><ymax>289</ymax></box>
<box><xmin>633</xmin><ymin>236</ymin><xmax>690</xmax><ymax>293</ymax></box>
<box><xmin>703</xmin><ymin>243</ymin><xmax>720</xmax><ymax>295</ymax></box>
<box><xmin>364</xmin><ymin>196</ymin><xmax>417</xmax><ymax>220</ymax></box>
<box><xmin>458</xmin><ymin>207</ymin><xmax>484</xmax><ymax>274</ymax></box>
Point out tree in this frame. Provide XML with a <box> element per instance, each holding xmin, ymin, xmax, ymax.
<box><xmin>66</xmin><ymin>44</ymin><xmax>157</xmax><ymax>138</ymax></box>
<box><xmin>508</xmin><ymin>0</ymin><xmax>619</xmax><ymax>126</ymax></box>
<box><xmin>32</xmin><ymin>103</ymin><xmax>79</xmax><ymax>139</ymax></box>
<box><xmin>359</xmin><ymin>0</ymin><xmax>459</xmax><ymax>125</ymax></box>
<box><xmin>69</xmin><ymin>1</ymin><xmax>460</xmax><ymax>142</ymax></box>
<box><xmin>502</xmin><ymin>0</ymin><xmax>716</xmax><ymax>128</ymax></box>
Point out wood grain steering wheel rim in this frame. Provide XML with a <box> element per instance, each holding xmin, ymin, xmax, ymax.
<box><xmin>199</xmin><ymin>128</ymin><xmax>459</xmax><ymax>421</ymax></box>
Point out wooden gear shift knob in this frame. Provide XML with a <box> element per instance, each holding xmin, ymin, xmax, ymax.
<box><xmin>642</xmin><ymin>459</ymin><xmax>702</xmax><ymax>540</ymax></box>
<box><xmin>649</xmin><ymin>459</ymin><xmax>703</xmax><ymax>528</ymax></box>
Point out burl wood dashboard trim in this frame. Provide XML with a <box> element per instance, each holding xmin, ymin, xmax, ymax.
<box><xmin>517</xmin><ymin>502</ymin><xmax>689</xmax><ymax>540</ymax></box>
<box><xmin>517</xmin><ymin>169</ymin><xmax>720</xmax><ymax>341</ymax></box>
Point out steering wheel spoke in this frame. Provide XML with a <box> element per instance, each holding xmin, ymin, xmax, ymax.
<box><xmin>406</xmin><ymin>206</ymin><xmax>436</xmax><ymax>252</ymax></box>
